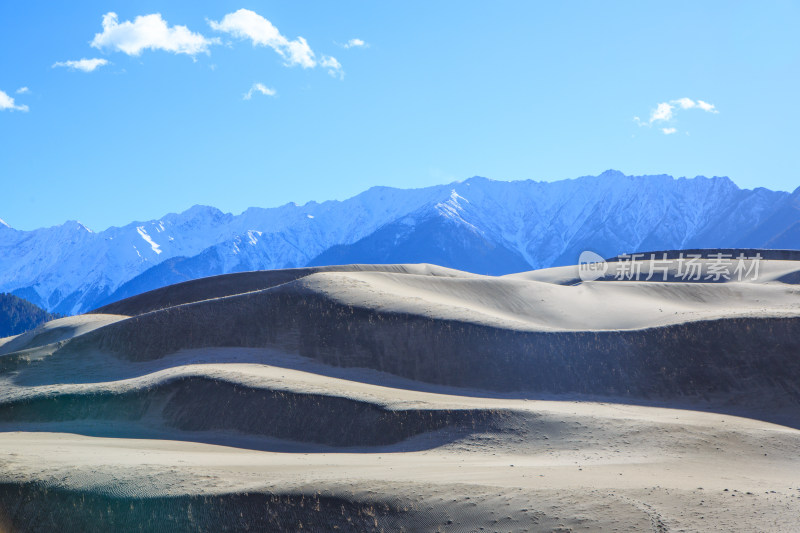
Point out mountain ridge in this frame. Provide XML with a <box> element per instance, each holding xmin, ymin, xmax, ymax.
<box><xmin>1</xmin><ymin>171</ymin><xmax>798</xmax><ymax>314</ymax></box>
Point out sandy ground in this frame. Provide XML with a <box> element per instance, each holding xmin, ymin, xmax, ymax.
<box><xmin>1</xmin><ymin>392</ymin><xmax>799</xmax><ymax>531</ymax></box>
<box><xmin>1</xmin><ymin>257</ymin><xmax>799</xmax><ymax>531</ymax></box>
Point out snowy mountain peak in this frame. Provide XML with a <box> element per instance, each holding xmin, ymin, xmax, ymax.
<box><xmin>598</xmin><ymin>169</ymin><xmax>626</xmax><ymax>179</ymax></box>
<box><xmin>62</xmin><ymin>220</ymin><xmax>93</xmax><ymax>233</ymax></box>
<box><xmin>179</xmin><ymin>205</ymin><xmax>228</xmax><ymax>220</ymax></box>
<box><xmin>435</xmin><ymin>189</ymin><xmax>471</xmax><ymax>221</ymax></box>
<box><xmin>461</xmin><ymin>175</ymin><xmax>494</xmax><ymax>184</ymax></box>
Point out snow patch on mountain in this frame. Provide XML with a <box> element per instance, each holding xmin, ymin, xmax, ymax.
<box><xmin>136</xmin><ymin>227</ymin><xmax>162</xmax><ymax>255</ymax></box>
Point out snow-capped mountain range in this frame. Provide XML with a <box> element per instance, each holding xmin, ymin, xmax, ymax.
<box><xmin>2</xmin><ymin>170</ymin><xmax>798</xmax><ymax>315</ymax></box>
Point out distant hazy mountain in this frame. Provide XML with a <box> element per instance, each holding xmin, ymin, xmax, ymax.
<box><xmin>1</xmin><ymin>170</ymin><xmax>798</xmax><ymax>314</ymax></box>
<box><xmin>0</xmin><ymin>293</ymin><xmax>61</xmax><ymax>337</ymax></box>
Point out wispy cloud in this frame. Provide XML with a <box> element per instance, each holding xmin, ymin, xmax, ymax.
<box><xmin>209</xmin><ymin>9</ymin><xmax>314</xmax><ymax>67</ymax></box>
<box><xmin>0</xmin><ymin>90</ymin><xmax>28</xmax><ymax>112</ymax></box>
<box><xmin>341</xmin><ymin>38</ymin><xmax>367</xmax><ymax>49</ymax></box>
<box><xmin>320</xmin><ymin>55</ymin><xmax>343</xmax><ymax>78</ymax></box>
<box><xmin>696</xmin><ymin>100</ymin><xmax>717</xmax><ymax>113</ymax></box>
<box><xmin>634</xmin><ymin>97</ymin><xmax>719</xmax><ymax>134</ymax></box>
<box><xmin>15</xmin><ymin>87</ymin><xmax>30</xmax><ymax>95</ymax></box>
<box><xmin>91</xmin><ymin>12</ymin><xmax>217</xmax><ymax>56</ymax></box>
<box><xmin>52</xmin><ymin>58</ymin><xmax>110</xmax><ymax>72</ymax></box>
<box><xmin>243</xmin><ymin>83</ymin><xmax>277</xmax><ymax>100</ymax></box>
<box><xmin>209</xmin><ymin>9</ymin><xmax>342</xmax><ymax>76</ymax></box>
<box><xmin>672</xmin><ymin>97</ymin><xmax>718</xmax><ymax>113</ymax></box>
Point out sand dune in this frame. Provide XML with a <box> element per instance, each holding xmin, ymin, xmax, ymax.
<box><xmin>1</xmin><ymin>253</ymin><xmax>800</xmax><ymax>531</ymax></box>
<box><xmin>0</xmin><ymin>315</ymin><xmax>126</xmax><ymax>356</ymax></box>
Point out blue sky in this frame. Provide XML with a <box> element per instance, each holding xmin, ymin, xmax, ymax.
<box><xmin>1</xmin><ymin>1</ymin><xmax>798</xmax><ymax>231</ymax></box>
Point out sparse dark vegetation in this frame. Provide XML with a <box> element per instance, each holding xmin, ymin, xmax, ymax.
<box><xmin>0</xmin><ymin>293</ymin><xmax>60</xmax><ymax>337</ymax></box>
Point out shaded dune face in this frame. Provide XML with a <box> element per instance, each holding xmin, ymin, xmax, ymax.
<box><xmin>0</xmin><ymin>374</ymin><xmax>515</xmax><ymax>448</ymax></box>
<box><xmin>0</xmin><ymin>482</ymin><xmax>667</xmax><ymax>533</ymax></box>
<box><xmin>91</xmin><ymin>292</ymin><xmax>799</xmax><ymax>395</ymax></box>
<box><xmin>0</xmin><ymin>484</ymin><xmax>412</xmax><ymax>533</ymax></box>
<box><xmin>51</xmin><ymin>266</ymin><xmax>800</xmax><ymax>426</ymax></box>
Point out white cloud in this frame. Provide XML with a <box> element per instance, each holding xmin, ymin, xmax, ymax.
<box><xmin>634</xmin><ymin>97</ymin><xmax>719</xmax><ymax>135</ymax></box>
<box><xmin>320</xmin><ymin>55</ymin><xmax>343</xmax><ymax>78</ymax></box>
<box><xmin>16</xmin><ymin>87</ymin><xmax>30</xmax><ymax>94</ymax></box>
<box><xmin>669</xmin><ymin>97</ymin><xmax>718</xmax><ymax>114</ymax></box>
<box><xmin>696</xmin><ymin>100</ymin><xmax>718</xmax><ymax>113</ymax></box>
<box><xmin>52</xmin><ymin>58</ymin><xmax>110</xmax><ymax>72</ymax></box>
<box><xmin>209</xmin><ymin>9</ymin><xmax>341</xmax><ymax>76</ymax></box>
<box><xmin>243</xmin><ymin>82</ymin><xmax>277</xmax><ymax>100</ymax></box>
<box><xmin>91</xmin><ymin>12</ymin><xmax>216</xmax><ymax>56</ymax></box>
<box><xmin>209</xmin><ymin>9</ymin><xmax>315</xmax><ymax>67</ymax></box>
<box><xmin>650</xmin><ymin>102</ymin><xmax>674</xmax><ymax>122</ymax></box>
<box><xmin>672</xmin><ymin>97</ymin><xmax>696</xmax><ymax>110</ymax></box>
<box><xmin>342</xmin><ymin>38</ymin><xmax>367</xmax><ymax>49</ymax></box>
<box><xmin>0</xmin><ymin>90</ymin><xmax>28</xmax><ymax>112</ymax></box>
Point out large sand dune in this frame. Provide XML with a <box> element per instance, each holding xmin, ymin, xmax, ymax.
<box><xmin>1</xmin><ymin>253</ymin><xmax>800</xmax><ymax>531</ymax></box>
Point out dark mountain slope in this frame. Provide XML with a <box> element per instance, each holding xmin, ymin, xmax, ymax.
<box><xmin>0</xmin><ymin>293</ymin><xmax>61</xmax><ymax>337</ymax></box>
